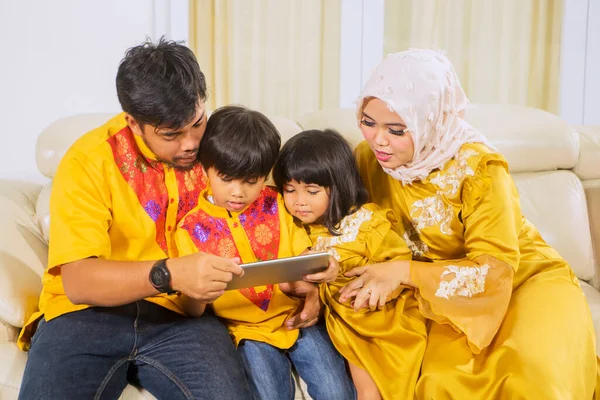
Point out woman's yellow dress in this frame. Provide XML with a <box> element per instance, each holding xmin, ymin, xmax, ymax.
<box><xmin>351</xmin><ymin>141</ymin><xmax>598</xmax><ymax>399</ymax></box>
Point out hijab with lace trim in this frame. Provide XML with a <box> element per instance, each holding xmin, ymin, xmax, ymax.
<box><xmin>356</xmin><ymin>49</ymin><xmax>492</xmax><ymax>184</ymax></box>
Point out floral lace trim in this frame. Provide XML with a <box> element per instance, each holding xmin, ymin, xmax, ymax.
<box><xmin>403</xmin><ymin>225</ymin><xmax>429</xmax><ymax>258</ymax></box>
<box><xmin>410</xmin><ymin>149</ymin><xmax>478</xmax><ymax>236</ymax></box>
<box><xmin>435</xmin><ymin>264</ymin><xmax>490</xmax><ymax>300</ymax></box>
<box><xmin>435</xmin><ymin>264</ymin><xmax>489</xmax><ymax>299</ymax></box>
<box><xmin>313</xmin><ymin>208</ymin><xmax>373</xmax><ymax>261</ymax></box>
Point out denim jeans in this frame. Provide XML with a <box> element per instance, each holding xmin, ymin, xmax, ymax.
<box><xmin>237</xmin><ymin>322</ymin><xmax>356</xmax><ymax>400</ymax></box>
<box><xmin>19</xmin><ymin>301</ymin><xmax>252</xmax><ymax>400</ymax></box>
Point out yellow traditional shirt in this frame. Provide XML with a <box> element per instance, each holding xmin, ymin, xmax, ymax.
<box><xmin>175</xmin><ymin>186</ymin><xmax>312</xmax><ymax>349</ymax></box>
<box><xmin>355</xmin><ymin>140</ymin><xmax>580</xmax><ymax>354</ymax></box>
<box><xmin>18</xmin><ymin>113</ymin><xmax>207</xmax><ymax>350</ymax></box>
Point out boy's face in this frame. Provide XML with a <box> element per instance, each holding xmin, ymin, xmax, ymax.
<box><xmin>282</xmin><ymin>180</ymin><xmax>329</xmax><ymax>225</ymax></box>
<box><xmin>206</xmin><ymin>168</ymin><xmax>266</xmax><ymax>213</ymax></box>
<box><xmin>126</xmin><ymin>102</ymin><xmax>207</xmax><ymax>170</ymax></box>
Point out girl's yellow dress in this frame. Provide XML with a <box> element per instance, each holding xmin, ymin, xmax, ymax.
<box><xmin>351</xmin><ymin>140</ymin><xmax>598</xmax><ymax>399</ymax></box>
<box><xmin>308</xmin><ymin>203</ymin><xmax>420</xmax><ymax>399</ymax></box>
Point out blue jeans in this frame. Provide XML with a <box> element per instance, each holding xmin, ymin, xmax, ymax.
<box><xmin>237</xmin><ymin>322</ymin><xmax>356</xmax><ymax>400</ymax></box>
<box><xmin>19</xmin><ymin>301</ymin><xmax>252</xmax><ymax>400</ymax></box>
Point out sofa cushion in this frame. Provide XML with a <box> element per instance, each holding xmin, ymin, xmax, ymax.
<box><xmin>36</xmin><ymin>113</ymin><xmax>115</xmax><ymax>179</ymax></box>
<box><xmin>580</xmin><ymin>281</ymin><xmax>600</xmax><ymax>357</ymax></box>
<box><xmin>465</xmin><ymin>104</ymin><xmax>579</xmax><ymax>173</ymax></box>
<box><xmin>0</xmin><ymin>341</ymin><xmax>27</xmax><ymax>398</ymax></box>
<box><xmin>583</xmin><ymin>180</ymin><xmax>600</xmax><ymax>290</ymax></box>
<box><xmin>573</xmin><ymin>126</ymin><xmax>600</xmax><ymax>181</ymax></box>
<box><xmin>0</xmin><ymin>181</ymin><xmax>46</xmax><ymax>328</ymax></box>
<box><xmin>513</xmin><ymin>171</ymin><xmax>594</xmax><ymax>280</ymax></box>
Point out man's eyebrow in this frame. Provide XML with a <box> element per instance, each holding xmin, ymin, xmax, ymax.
<box><xmin>362</xmin><ymin>111</ymin><xmax>406</xmax><ymax>127</ymax></box>
<box><xmin>160</xmin><ymin>111</ymin><xmax>205</xmax><ymax>136</ymax></box>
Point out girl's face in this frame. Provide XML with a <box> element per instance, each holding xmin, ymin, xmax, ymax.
<box><xmin>359</xmin><ymin>97</ymin><xmax>415</xmax><ymax>170</ymax></box>
<box><xmin>282</xmin><ymin>180</ymin><xmax>330</xmax><ymax>225</ymax></box>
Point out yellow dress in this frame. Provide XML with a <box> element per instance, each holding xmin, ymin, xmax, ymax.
<box><xmin>308</xmin><ymin>203</ymin><xmax>424</xmax><ymax>399</ymax></box>
<box><xmin>354</xmin><ymin>141</ymin><xmax>598</xmax><ymax>399</ymax></box>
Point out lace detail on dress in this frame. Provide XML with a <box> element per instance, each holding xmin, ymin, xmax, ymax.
<box><xmin>430</xmin><ymin>149</ymin><xmax>477</xmax><ymax>196</ymax></box>
<box><xmin>403</xmin><ymin>225</ymin><xmax>429</xmax><ymax>257</ymax></box>
<box><xmin>313</xmin><ymin>208</ymin><xmax>373</xmax><ymax>261</ymax></box>
<box><xmin>410</xmin><ymin>149</ymin><xmax>478</xmax><ymax>236</ymax></box>
<box><xmin>435</xmin><ymin>264</ymin><xmax>489</xmax><ymax>299</ymax></box>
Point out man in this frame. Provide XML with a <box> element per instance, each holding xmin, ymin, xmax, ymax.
<box><xmin>18</xmin><ymin>38</ymin><xmax>252</xmax><ymax>400</ymax></box>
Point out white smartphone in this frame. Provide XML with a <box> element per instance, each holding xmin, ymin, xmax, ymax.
<box><xmin>226</xmin><ymin>252</ymin><xmax>330</xmax><ymax>290</ymax></box>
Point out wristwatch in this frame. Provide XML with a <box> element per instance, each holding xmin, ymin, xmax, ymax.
<box><xmin>149</xmin><ymin>258</ymin><xmax>174</xmax><ymax>294</ymax></box>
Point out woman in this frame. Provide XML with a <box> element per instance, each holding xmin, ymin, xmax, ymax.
<box><xmin>339</xmin><ymin>49</ymin><xmax>598</xmax><ymax>399</ymax></box>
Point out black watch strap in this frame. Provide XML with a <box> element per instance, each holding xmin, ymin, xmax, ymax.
<box><xmin>149</xmin><ymin>258</ymin><xmax>175</xmax><ymax>294</ymax></box>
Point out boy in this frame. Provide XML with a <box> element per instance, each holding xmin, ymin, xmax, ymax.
<box><xmin>174</xmin><ymin>105</ymin><xmax>356</xmax><ymax>400</ymax></box>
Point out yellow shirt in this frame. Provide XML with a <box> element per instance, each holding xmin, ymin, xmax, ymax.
<box><xmin>175</xmin><ymin>186</ymin><xmax>312</xmax><ymax>349</ymax></box>
<box><xmin>18</xmin><ymin>113</ymin><xmax>207</xmax><ymax>350</ymax></box>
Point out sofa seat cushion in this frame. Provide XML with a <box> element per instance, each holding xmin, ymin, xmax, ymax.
<box><xmin>512</xmin><ymin>171</ymin><xmax>594</xmax><ymax>280</ymax></box>
<box><xmin>574</xmin><ymin>126</ymin><xmax>600</xmax><ymax>181</ymax></box>
<box><xmin>580</xmin><ymin>281</ymin><xmax>600</xmax><ymax>357</ymax></box>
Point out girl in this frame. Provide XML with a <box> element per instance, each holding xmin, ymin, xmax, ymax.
<box><xmin>273</xmin><ymin>129</ymin><xmax>416</xmax><ymax>400</ymax></box>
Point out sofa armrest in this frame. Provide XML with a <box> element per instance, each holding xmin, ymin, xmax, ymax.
<box><xmin>0</xmin><ymin>180</ymin><xmax>46</xmax><ymax>329</ymax></box>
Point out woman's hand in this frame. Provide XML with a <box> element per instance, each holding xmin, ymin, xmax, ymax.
<box><xmin>279</xmin><ymin>281</ymin><xmax>322</xmax><ymax>330</ymax></box>
<box><xmin>303</xmin><ymin>252</ymin><xmax>339</xmax><ymax>283</ymax></box>
<box><xmin>338</xmin><ymin>260</ymin><xmax>413</xmax><ymax>312</ymax></box>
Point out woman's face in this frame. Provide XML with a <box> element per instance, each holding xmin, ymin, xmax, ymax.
<box><xmin>359</xmin><ymin>97</ymin><xmax>414</xmax><ymax>170</ymax></box>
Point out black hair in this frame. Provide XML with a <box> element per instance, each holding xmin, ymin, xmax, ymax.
<box><xmin>273</xmin><ymin>129</ymin><xmax>368</xmax><ymax>235</ymax></box>
<box><xmin>199</xmin><ymin>105</ymin><xmax>281</xmax><ymax>180</ymax></box>
<box><xmin>116</xmin><ymin>36</ymin><xmax>207</xmax><ymax>129</ymax></box>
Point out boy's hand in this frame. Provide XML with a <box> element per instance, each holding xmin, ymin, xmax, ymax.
<box><xmin>279</xmin><ymin>281</ymin><xmax>322</xmax><ymax>330</ymax></box>
<box><xmin>170</xmin><ymin>253</ymin><xmax>243</xmax><ymax>303</ymax></box>
<box><xmin>304</xmin><ymin>253</ymin><xmax>339</xmax><ymax>283</ymax></box>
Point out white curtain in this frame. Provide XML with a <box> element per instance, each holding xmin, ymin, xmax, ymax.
<box><xmin>384</xmin><ymin>0</ymin><xmax>563</xmax><ymax>113</ymax></box>
<box><xmin>189</xmin><ymin>0</ymin><xmax>341</xmax><ymax>119</ymax></box>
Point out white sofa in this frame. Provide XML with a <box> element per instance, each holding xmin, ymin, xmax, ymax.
<box><xmin>1</xmin><ymin>105</ymin><xmax>599</xmax><ymax>399</ymax></box>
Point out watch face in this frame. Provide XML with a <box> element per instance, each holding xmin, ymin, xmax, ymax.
<box><xmin>151</xmin><ymin>267</ymin><xmax>167</xmax><ymax>287</ymax></box>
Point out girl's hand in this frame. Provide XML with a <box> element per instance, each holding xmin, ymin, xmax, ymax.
<box><xmin>304</xmin><ymin>253</ymin><xmax>339</xmax><ymax>283</ymax></box>
<box><xmin>339</xmin><ymin>260</ymin><xmax>412</xmax><ymax>312</ymax></box>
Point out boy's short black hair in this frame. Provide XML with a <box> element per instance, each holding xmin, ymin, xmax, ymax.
<box><xmin>116</xmin><ymin>36</ymin><xmax>206</xmax><ymax>130</ymax></box>
<box><xmin>199</xmin><ymin>105</ymin><xmax>281</xmax><ymax>180</ymax></box>
<box><xmin>273</xmin><ymin>129</ymin><xmax>368</xmax><ymax>235</ymax></box>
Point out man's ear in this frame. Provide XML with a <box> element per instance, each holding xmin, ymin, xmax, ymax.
<box><xmin>125</xmin><ymin>114</ymin><xmax>143</xmax><ymax>136</ymax></box>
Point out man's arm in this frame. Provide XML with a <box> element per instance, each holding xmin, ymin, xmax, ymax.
<box><xmin>61</xmin><ymin>253</ymin><xmax>243</xmax><ymax>313</ymax></box>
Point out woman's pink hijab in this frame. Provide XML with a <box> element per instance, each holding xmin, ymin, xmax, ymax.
<box><xmin>356</xmin><ymin>49</ymin><xmax>491</xmax><ymax>184</ymax></box>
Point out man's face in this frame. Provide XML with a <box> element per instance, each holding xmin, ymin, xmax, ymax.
<box><xmin>126</xmin><ymin>103</ymin><xmax>207</xmax><ymax>170</ymax></box>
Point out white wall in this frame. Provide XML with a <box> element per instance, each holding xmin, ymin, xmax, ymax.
<box><xmin>0</xmin><ymin>0</ymin><xmax>186</xmax><ymax>183</ymax></box>
<box><xmin>559</xmin><ymin>0</ymin><xmax>600</xmax><ymax>126</ymax></box>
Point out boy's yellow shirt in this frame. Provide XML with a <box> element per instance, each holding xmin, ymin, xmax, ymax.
<box><xmin>175</xmin><ymin>186</ymin><xmax>312</xmax><ymax>349</ymax></box>
<box><xmin>18</xmin><ymin>113</ymin><xmax>207</xmax><ymax>350</ymax></box>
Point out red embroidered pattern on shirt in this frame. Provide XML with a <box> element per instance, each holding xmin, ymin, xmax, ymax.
<box><xmin>180</xmin><ymin>188</ymin><xmax>281</xmax><ymax>311</ymax></box>
<box><xmin>108</xmin><ymin>128</ymin><xmax>169</xmax><ymax>255</ymax></box>
<box><xmin>175</xmin><ymin>165</ymin><xmax>206</xmax><ymax>222</ymax></box>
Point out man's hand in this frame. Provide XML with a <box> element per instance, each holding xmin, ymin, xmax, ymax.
<box><xmin>279</xmin><ymin>281</ymin><xmax>322</xmax><ymax>330</ymax></box>
<box><xmin>303</xmin><ymin>253</ymin><xmax>339</xmax><ymax>283</ymax></box>
<box><xmin>169</xmin><ymin>253</ymin><xmax>243</xmax><ymax>303</ymax></box>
